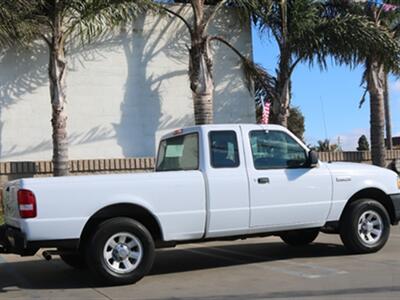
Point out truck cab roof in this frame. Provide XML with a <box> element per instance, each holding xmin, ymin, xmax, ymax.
<box><xmin>160</xmin><ymin>124</ymin><xmax>290</xmax><ymax>141</ymax></box>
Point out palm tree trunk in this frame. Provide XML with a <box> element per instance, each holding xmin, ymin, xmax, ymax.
<box><xmin>271</xmin><ymin>77</ymin><xmax>290</xmax><ymax>127</ymax></box>
<box><xmin>189</xmin><ymin>1</ymin><xmax>214</xmax><ymax>125</ymax></box>
<box><xmin>367</xmin><ymin>60</ymin><xmax>386</xmax><ymax>167</ymax></box>
<box><xmin>48</xmin><ymin>40</ymin><xmax>69</xmax><ymax>176</ymax></box>
<box><xmin>271</xmin><ymin>0</ymin><xmax>290</xmax><ymax>127</ymax></box>
<box><xmin>190</xmin><ymin>43</ymin><xmax>214</xmax><ymax>125</ymax></box>
<box><xmin>383</xmin><ymin>72</ymin><xmax>393</xmax><ymax>149</ymax></box>
<box><xmin>271</xmin><ymin>50</ymin><xmax>291</xmax><ymax>127</ymax></box>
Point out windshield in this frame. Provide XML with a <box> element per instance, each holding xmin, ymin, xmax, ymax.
<box><xmin>156</xmin><ymin>133</ymin><xmax>199</xmax><ymax>172</ymax></box>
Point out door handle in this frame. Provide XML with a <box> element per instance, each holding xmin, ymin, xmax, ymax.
<box><xmin>257</xmin><ymin>177</ymin><xmax>270</xmax><ymax>184</ymax></box>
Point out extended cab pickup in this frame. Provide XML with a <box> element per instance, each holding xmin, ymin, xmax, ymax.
<box><xmin>1</xmin><ymin>124</ymin><xmax>400</xmax><ymax>284</ymax></box>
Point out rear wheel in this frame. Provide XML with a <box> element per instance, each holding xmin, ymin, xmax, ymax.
<box><xmin>85</xmin><ymin>217</ymin><xmax>155</xmax><ymax>285</ymax></box>
<box><xmin>280</xmin><ymin>229</ymin><xmax>319</xmax><ymax>246</ymax></box>
<box><xmin>340</xmin><ymin>199</ymin><xmax>390</xmax><ymax>253</ymax></box>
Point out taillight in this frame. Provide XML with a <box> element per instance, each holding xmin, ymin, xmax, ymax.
<box><xmin>17</xmin><ymin>189</ymin><xmax>37</xmax><ymax>218</ymax></box>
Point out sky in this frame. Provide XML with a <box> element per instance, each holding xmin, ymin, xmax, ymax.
<box><xmin>251</xmin><ymin>30</ymin><xmax>400</xmax><ymax>150</ymax></box>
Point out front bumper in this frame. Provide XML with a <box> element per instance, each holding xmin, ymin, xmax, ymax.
<box><xmin>0</xmin><ymin>225</ymin><xmax>37</xmax><ymax>256</ymax></box>
<box><xmin>390</xmin><ymin>193</ymin><xmax>400</xmax><ymax>223</ymax></box>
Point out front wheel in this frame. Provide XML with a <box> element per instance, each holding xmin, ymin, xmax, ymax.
<box><xmin>280</xmin><ymin>229</ymin><xmax>319</xmax><ymax>246</ymax></box>
<box><xmin>85</xmin><ymin>217</ymin><xmax>155</xmax><ymax>285</ymax></box>
<box><xmin>340</xmin><ymin>199</ymin><xmax>390</xmax><ymax>254</ymax></box>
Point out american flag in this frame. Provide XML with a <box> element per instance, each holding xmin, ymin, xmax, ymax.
<box><xmin>260</xmin><ymin>100</ymin><xmax>270</xmax><ymax>125</ymax></box>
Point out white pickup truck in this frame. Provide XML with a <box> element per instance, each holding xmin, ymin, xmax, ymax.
<box><xmin>1</xmin><ymin>124</ymin><xmax>400</xmax><ymax>284</ymax></box>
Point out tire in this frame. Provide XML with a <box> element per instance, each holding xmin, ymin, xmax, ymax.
<box><xmin>280</xmin><ymin>229</ymin><xmax>319</xmax><ymax>246</ymax></box>
<box><xmin>85</xmin><ymin>217</ymin><xmax>155</xmax><ymax>285</ymax></box>
<box><xmin>340</xmin><ymin>199</ymin><xmax>390</xmax><ymax>254</ymax></box>
<box><xmin>59</xmin><ymin>250</ymin><xmax>87</xmax><ymax>269</ymax></box>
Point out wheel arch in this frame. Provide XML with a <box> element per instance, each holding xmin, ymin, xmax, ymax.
<box><xmin>340</xmin><ymin>188</ymin><xmax>397</xmax><ymax>225</ymax></box>
<box><xmin>79</xmin><ymin>203</ymin><xmax>164</xmax><ymax>248</ymax></box>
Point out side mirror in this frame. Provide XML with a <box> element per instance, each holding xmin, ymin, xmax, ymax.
<box><xmin>308</xmin><ymin>150</ymin><xmax>319</xmax><ymax>167</ymax></box>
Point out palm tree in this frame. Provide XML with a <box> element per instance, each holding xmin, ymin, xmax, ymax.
<box><xmin>384</xmin><ymin>71</ymin><xmax>393</xmax><ymax>150</ymax></box>
<box><xmin>354</xmin><ymin>2</ymin><xmax>400</xmax><ymax>166</ymax></box>
<box><xmin>365</xmin><ymin>3</ymin><xmax>400</xmax><ymax>165</ymax></box>
<box><xmin>253</xmin><ymin>0</ymin><xmax>399</xmax><ymax>128</ymax></box>
<box><xmin>161</xmin><ymin>0</ymin><xmax>274</xmax><ymax>125</ymax></box>
<box><xmin>2</xmin><ymin>0</ymin><xmax>153</xmax><ymax>176</ymax></box>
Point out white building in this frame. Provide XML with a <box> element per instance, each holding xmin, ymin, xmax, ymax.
<box><xmin>0</xmin><ymin>5</ymin><xmax>255</xmax><ymax>162</ymax></box>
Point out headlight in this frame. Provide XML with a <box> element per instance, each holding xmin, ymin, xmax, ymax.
<box><xmin>398</xmin><ymin>176</ymin><xmax>400</xmax><ymax>189</ymax></box>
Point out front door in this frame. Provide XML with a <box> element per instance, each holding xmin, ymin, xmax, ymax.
<box><xmin>245</xmin><ymin>129</ymin><xmax>332</xmax><ymax>229</ymax></box>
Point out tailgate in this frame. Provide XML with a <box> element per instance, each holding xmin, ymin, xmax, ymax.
<box><xmin>2</xmin><ymin>181</ymin><xmax>21</xmax><ymax>227</ymax></box>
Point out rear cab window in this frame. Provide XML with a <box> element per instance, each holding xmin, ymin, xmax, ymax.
<box><xmin>156</xmin><ymin>133</ymin><xmax>199</xmax><ymax>172</ymax></box>
<box><xmin>209</xmin><ymin>131</ymin><xmax>240</xmax><ymax>168</ymax></box>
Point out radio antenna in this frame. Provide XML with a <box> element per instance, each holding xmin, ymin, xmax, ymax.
<box><xmin>320</xmin><ymin>96</ymin><xmax>329</xmax><ymax>140</ymax></box>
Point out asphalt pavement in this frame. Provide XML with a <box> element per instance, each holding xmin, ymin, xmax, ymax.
<box><xmin>1</xmin><ymin>227</ymin><xmax>400</xmax><ymax>300</ymax></box>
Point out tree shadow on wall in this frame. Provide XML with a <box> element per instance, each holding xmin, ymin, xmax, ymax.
<box><xmin>0</xmin><ymin>5</ymin><xmax>255</xmax><ymax>160</ymax></box>
<box><xmin>115</xmin><ymin>7</ymin><xmax>192</xmax><ymax>157</ymax></box>
<box><xmin>210</xmin><ymin>6</ymin><xmax>255</xmax><ymax>123</ymax></box>
<box><xmin>0</xmin><ymin>44</ymin><xmax>49</xmax><ymax>159</ymax></box>
<box><xmin>0</xmin><ymin>38</ymin><xmax>130</xmax><ymax>160</ymax></box>
<box><xmin>115</xmin><ymin>6</ymin><xmax>254</xmax><ymax>157</ymax></box>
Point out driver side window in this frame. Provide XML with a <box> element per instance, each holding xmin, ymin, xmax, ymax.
<box><xmin>250</xmin><ymin>130</ymin><xmax>308</xmax><ymax>169</ymax></box>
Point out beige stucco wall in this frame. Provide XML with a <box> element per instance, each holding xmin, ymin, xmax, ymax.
<box><xmin>0</xmin><ymin>5</ymin><xmax>255</xmax><ymax>161</ymax></box>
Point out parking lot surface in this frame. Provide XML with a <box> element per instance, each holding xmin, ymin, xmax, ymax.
<box><xmin>1</xmin><ymin>227</ymin><xmax>400</xmax><ymax>300</ymax></box>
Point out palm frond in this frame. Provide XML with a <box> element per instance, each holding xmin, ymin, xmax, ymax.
<box><xmin>1</xmin><ymin>0</ymin><xmax>156</xmax><ymax>48</ymax></box>
<box><xmin>210</xmin><ymin>35</ymin><xmax>276</xmax><ymax>101</ymax></box>
<box><xmin>254</xmin><ymin>0</ymin><xmax>400</xmax><ymax>74</ymax></box>
<box><xmin>65</xmin><ymin>0</ymin><xmax>157</xmax><ymax>44</ymax></box>
<box><xmin>0</xmin><ymin>0</ymin><xmax>39</xmax><ymax>48</ymax></box>
<box><xmin>242</xmin><ymin>58</ymin><xmax>276</xmax><ymax>98</ymax></box>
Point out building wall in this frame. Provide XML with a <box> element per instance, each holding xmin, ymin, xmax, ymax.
<box><xmin>0</xmin><ymin>5</ymin><xmax>255</xmax><ymax>162</ymax></box>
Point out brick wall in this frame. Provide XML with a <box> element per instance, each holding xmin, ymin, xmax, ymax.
<box><xmin>318</xmin><ymin>150</ymin><xmax>400</xmax><ymax>166</ymax></box>
<box><xmin>0</xmin><ymin>157</ymin><xmax>155</xmax><ymax>188</ymax></box>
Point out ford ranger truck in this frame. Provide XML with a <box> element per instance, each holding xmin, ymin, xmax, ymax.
<box><xmin>1</xmin><ymin>124</ymin><xmax>400</xmax><ymax>285</ymax></box>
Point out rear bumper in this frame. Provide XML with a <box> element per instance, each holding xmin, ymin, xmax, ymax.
<box><xmin>0</xmin><ymin>225</ymin><xmax>38</xmax><ymax>256</ymax></box>
<box><xmin>0</xmin><ymin>224</ymin><xmax>79</xmax><ymax>256</ymax></box>
<box><xmin>390</xmin><ymin>193</ymin><xmax>400</xmax><ymax>222</ymax></box>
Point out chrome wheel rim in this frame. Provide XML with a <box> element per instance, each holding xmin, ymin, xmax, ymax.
<box><xmin>357</xmin><ymin>210</ymin><xmax>383</xmax><ymax>245</ymax></box>
<box><xmin>103</xmin><ymin>232</ymin><xmax>143</xmax><ymax>274</ymax></box>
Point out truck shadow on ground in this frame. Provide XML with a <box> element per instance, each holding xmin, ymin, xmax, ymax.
<box><xmin>0</xmin><ymin>241</ymin><xmax>355</xmax><ymax>292</ymax></box>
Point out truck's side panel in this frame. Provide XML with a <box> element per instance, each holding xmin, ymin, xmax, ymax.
<box><xmin>325</xmin><ymin>162</ymin><xmax>399</xmax><ymax>221</ymax></box>
<box><xmin>247</xmin><ymin>166</ymin><xmax>332</xmax><ymax>228</ymax></box>
<box><xmin>17</xmin><ymin>171</ymin><xmax>206</xmax><ymax>241</ymax></box>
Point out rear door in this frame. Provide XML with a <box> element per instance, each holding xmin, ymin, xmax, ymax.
<box><xmin>203</xmin><ymin>126</ymin><xmax>251</xmax><ymax>238</ymax></box>
<box><xmin>243</xmin><ymin>126</ymin><xmax>332</xmax><ymax>229</ymax></box>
